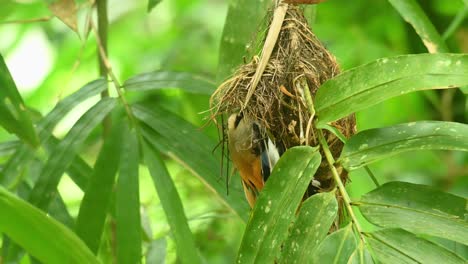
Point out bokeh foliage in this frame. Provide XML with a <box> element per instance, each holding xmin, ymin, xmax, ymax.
<box><xmin>0</xmin><ymin>0</ymin><xmax>467</xmax><ymax>263</ymax></box>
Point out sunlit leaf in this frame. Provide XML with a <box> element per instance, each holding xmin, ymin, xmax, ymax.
<box><xmin>0</xmin><ymin>187</ymin><xmax>99</xmax><ymax>264</ymax></box>
<box><xmin>133</xmin><ymin>104</ymin><xmax>249</xmax><ymax>221</ymax></box>
<box><xmin>76</xmin><ymin>122</ymin><xmax>123</xmax><ymax>253</ymax></box>
<box><xmin>315</xmin><ymin>53</ymin><xmax>468</xmax><ymax>126</ymax></box>
<box><xmin>312</xmin><ymin>224</ymin><xmax>357</xmax><ymax>264</ymax></box>
<box><xmin>0</xmin><ymin>54</ymin><xmax>38</xmax><ymax>146</ymax></box>
<box><xmin>47</xmin><ymin>0</ymin><xmax>77</xmax><ymax>32</ymax></box>
<box><xmin>237</xmin><ymin>147</ymin><xmax>321</xmax><ymax>263</ymax></box>
<box><xmin>339</xmin><ymin>121</ymin><xmax>468</xmax><ymax>170</ymax></box>
<box><xmin>357</xmin><ymin>182</ymin><xmax>468</xmax><ymax>245</ymax></box>
<box><xmin>123</xmin><ymin>71</ymin><xmax>215</xmax><ymax>95</ymax></box>
<box><xmin>28</xmin><ymin>98</ymin><xmax>116</xmax><ymax>210</ymax></box>
<box><xmin>116</xmin><ymin>125</ymin><xmax>142</xmax><ymax>264</ymax></box>
<box><xmin>388</xmin><ymin>0</ymin><xmax>448</xmax><ymax>53</ymax></box>
<box><xmin>143</xmin><ymin>141</ymin><xmax>201</xmax><ymax>264</ymax></box>
<box><xmin>366</xmin><ymin>228</ymin><xmax>466</xmax><ymax>264</ymax></box>
<box><xmin>279</xmin><ymin>192</ymin><xmax>338</xmax><ymax>263</ymax></box>
<box><xmin>217</xmin><ymin>0</ymin><xmax>272</xmax><ymax>81</ymax></box>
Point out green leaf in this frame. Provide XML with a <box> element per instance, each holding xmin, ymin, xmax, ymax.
<box><xmin>143</xmin><ymin>141</ymin><xmax>201</xmax><ymax>264</ymax></box>
<box><xmin>315</xmin><ymin>53</ymin><xmax>468</xmax><ymax>126</ymax></box>
<box><xmin>357</xmin><ymin>182</ymin><xmax>468</xmax><ymax>245</ymax></box>
<box><xmin>237</xmin><ymin>146</ymin><xmax>322</xmax><ymax>263</ymax></box>
<box><xmin>0</xmin><ymin>53</ymin><xmax>38</xmax><ymax>146</ymax></box>
<box><xmin>133</xmin><ymin>104</ymin><xmax>249</xmax><ymax>221</ymax></box>
<box><xmin>1</xmin><ymin>78</ymin><xmax>106</xmax><ymax>188</ymax></box>
<box><xmin>116</xmin><ymin>125</ymin><xmax>142</xmax><ymax>264</ymax></box>
<box><xmin>279</xmin><ymin>192</ymin><xmax>338</xmax><ymax>264</ymax></box>
<box><xmin>147</xmin><ymin>0</ymin><xmax>162</xmax><ymax>12</ymax></box>
<box><xmin>28</xmin><ymin>98</ymin><xmax>116</xmax><ymax>210</ymax></box>
<box><xmin>217</xmin><ymin>0</ymin><xmax>272</xmax><ymax>81</ymax></box>
<box><xmin>339</xmin><ymin>121</ymin><xmax>468</xmax><ymax>170</ymax></box>
<box><xmin>312</xmin><ymin>224</ymin><xmax>357</xmax><ymax>264</ymax></box>
<box><xmin>388</xmin><ymin>0</ymin><xmax>448</xmax><ymax>53</ymax></box>
<box><xmin>123</xmin><ymin>71</ymin><xmax>216</xmax><ymax>95</ymax></box>
<box><xmin>348</xmin><ymin>244</ymin><xmax>374</xmax><ymax>264</ymax></box>
<box><xmin>0</xmin><ymin>186</ymin><xmax>99</xmax><ymax>264</ymax></box>
<box><xmin>76</xmin><ymin>122</ymin><xmax>123</xmax><ymax>253</ymax></box>
<box><xmin>366</xmin><ymin>228</ymin><xmax>466</xmax><ymax>264</ymax></box>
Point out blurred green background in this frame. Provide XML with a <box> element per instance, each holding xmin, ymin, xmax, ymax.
<box><xmin>1</xmin><ymin>0</ymin><xmax>467</xmax><ymax>262</ymax></box>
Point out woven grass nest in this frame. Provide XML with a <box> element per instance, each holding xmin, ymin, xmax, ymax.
<box><xmin>210</xmin><ymin>5</ymin><xmax>356</xmax><ymax>199</ymax></box>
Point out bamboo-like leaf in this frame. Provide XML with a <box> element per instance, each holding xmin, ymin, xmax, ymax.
<box><xmin>123</xmin><ymin>71</ymin><xmax>215</xmax><ymax>95</ymax></box>
<box><xmin>348</xmin><ymin>243</ymin><xmax>374</xmax><ymax>264</ymax></box>
<box><xmin>133</xmin><ymin>104</ymin><xmax>249</xmax><ymax>220</ymax></box>
<box><xmin>279</xmin><ymin>192</ymin><xmax>338</xmax><ymax>263</ymax></box>
<box><xmin>1</xmin><ymin>78</ymin><xmax>106</xmax><ymax>188</ymax></box>
<box><xmin>0</xmin><ymin>187</ymin><xmax>99</xmax><ymax>264</ymax></box>
<box><xmin>312</xmin><ymin>224</ymin><xmax>357</xmax><ymax>264</ymax></box>
<box><xmin>28</xmin><ymin>98</ymin><xmax>116</xmax><ymax>210</ymax></box>
<box><xmin>339</xmin><ymin>121</ymin><xmax>468</xmax><ymax>170</ymax></box>
<box><xmin>357</xmin><ymin>182</ymin><xmax>468</xmax><ymax>245</ymax></box>
<box><xmin>217</xmin><ymin>0</ymin><xmax>272</xmax><ymax>81</ymax></box>
<box><xmin>143</xmin><ymin>141</ymin><xmax>201</xmax><ymax>264</ymax></box>
<box><xmin>0</xmin><ymin>54</ymin><xmax>38</xmax><ymax>146</ymax></box>
<box><xmin>116</xmin><ymin>125</ymin><xmax>142</xmax><ymax>264</ymax></box>
<box><xmin>237</xmin><ymin>147</ymin><xmax>322</xmax><ymax>263</ymax></box>
<box><xmin>388</xmin><ymin>0</ymin><xmax>448</xmax><ymax>53</ymax></box>
<box><xmin>76</xmin><ymin>122</ymin><xmax>123</xmax><ymax>253</ymax></box>
<box><xmin>365</xmin><ymin>228</ymin><xmax>466</xmax><ymax>264</ymax></box>
<box><xmin>315</xmin><ymin>53</ymin><xmax>468</xmax><ymax>126</ymax></box>
<box><xmin>0</xmin><ymin>140</ymin><xmax>20</xmax><ymax>158</ymax></box>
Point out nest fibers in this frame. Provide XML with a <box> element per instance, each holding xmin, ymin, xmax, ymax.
<box><xmin>210</xmin><ymin>4</ymin><xmax>355</xmax><ymax>197</ymax></box>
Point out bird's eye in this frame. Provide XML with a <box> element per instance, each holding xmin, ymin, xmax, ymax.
<box><xmin>234</xmin><ymin>113</ymin><xmax>244</xmax><ymax>128</ymax></box>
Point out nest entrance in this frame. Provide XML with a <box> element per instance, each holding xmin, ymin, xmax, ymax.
<box><xmin>211</xmin><ymin>5</ymin><xmax>355</xmax><ymax>197</ymax></box>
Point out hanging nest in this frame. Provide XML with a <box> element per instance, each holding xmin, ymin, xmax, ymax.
<box><xmin>210</xmin><ymin>5</ymin><xmax>355</xmax><ymax>210</ymax></box>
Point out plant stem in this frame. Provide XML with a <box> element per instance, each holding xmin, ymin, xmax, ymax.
<box><xmin>317</xmin><ymin>129</ymin><xmax>364</xmax><ymax>241</ymax></box>
<box><xmin>96</xmin><ymin>0</ymin><xmax>112</xmax><ymax>137</ymax></box>
<box><xmin>442</xmin><ymin>6</ymin><xmax>468</xmax><ymax>40</ymax></box>
<box><xmin>364</xmin><ymin>166</ymin><xmax>380</xmax><ymax>187</ymax></box>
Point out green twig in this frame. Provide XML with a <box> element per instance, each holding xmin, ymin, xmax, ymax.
<box><xmin>318</xmin><ymin>129</ymin><xmax>364</xmax><ymax>241</ymax></box>
<box><xmin>96</xmin><ymin>0</ymin><xmax>112</xmax><ymax>137</ymax></box>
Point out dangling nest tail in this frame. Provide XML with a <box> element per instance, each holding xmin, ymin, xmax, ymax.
<box><xmin>210</xmin><ymin>4</ymin><xmax>355</xmax><ymax>217</ymax></box>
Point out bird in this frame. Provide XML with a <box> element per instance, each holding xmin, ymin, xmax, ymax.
<box><xmin>227</xmin><ymin>112</ymin><xmax>281</xmax><ymax>208</ymax></box>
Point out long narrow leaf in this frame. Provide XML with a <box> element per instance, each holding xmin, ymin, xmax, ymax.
<box><xmin>0</xmin><ymin>54</ymin><xmax>38</xmax><ymax>146</ymax></box>
<box><xmin>1</xmin><ymin>79</ymin><xmax>106</xmax><ymax>188</ymax></box>
<box><xmin>76</xmin><ymin>122</ymin><xmax>123</xmax><ymax>253</ymax></box>
<box><xmin>133</xmin><ymin>104</ymin><xmax>249</xmax><ymax>220</ymax></box>
<box><xmin>357</xmin><ymin>182</ymin><xmax>468</xmax><ymax>245</ymax></box>
<box><xmin>116</xmin><ymin>125</ymin><xmax>142</xmax><ymax>264</ymax></box>
<box><xmin>366</xmin><ymin>228</ymin><xmax>465</xmax><ymax>264</ymax></box>
<box><xmin>123</xmin><ymin>71</ymin><xmax>215</xmax><ymax>95</ymax></box>
<box><xmin>339</xmin><ymin>121</ymin><xmax>468</xmax><ymax>170</ymax></box>
<box><xmin>28</xmin><ymin>98</ymin><xmax>116</xmax><ymax>210</ymax></box>
<box><xmin>279</xmin><ymin>192</ymin><xmax>338</xmax><ymax>263</ymax></box>
<box><xmin>143</xmin><ymin>141</ymin><xmax>200</xmax><ymax>264</ymax></box>
<box><xmin>348</xmin><ymin>244</ymin><xmax>374</xmax><ymax>264</ymax></box>
<box><xmin>315</xmin><ymin>53</ymin><xmax>468</xmax><ymax>125</ymax></box>
<box><xmin>388</xmin><ymin>0</ymin><xmax>448</xmax><ymax>53</ymax></box>
<box><xmin>237</xmin><ymin>147</ymin><xmax>322</xmax><ymax>263</ymax></box>
<box><xmin>0</xmin><ymin>187</ymin><xmax>99</xmax><ymax>264</ymax></box>
<box><xmin>311</xmin><ymin>224</ymin><xmax>357</xmax><ymax>264</ymax></box>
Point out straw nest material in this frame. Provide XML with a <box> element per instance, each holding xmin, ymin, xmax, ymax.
<box><xmin>210</xmin><ymin>5</ymin><xmax>355</xmax><ymax>198</ymax></box>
